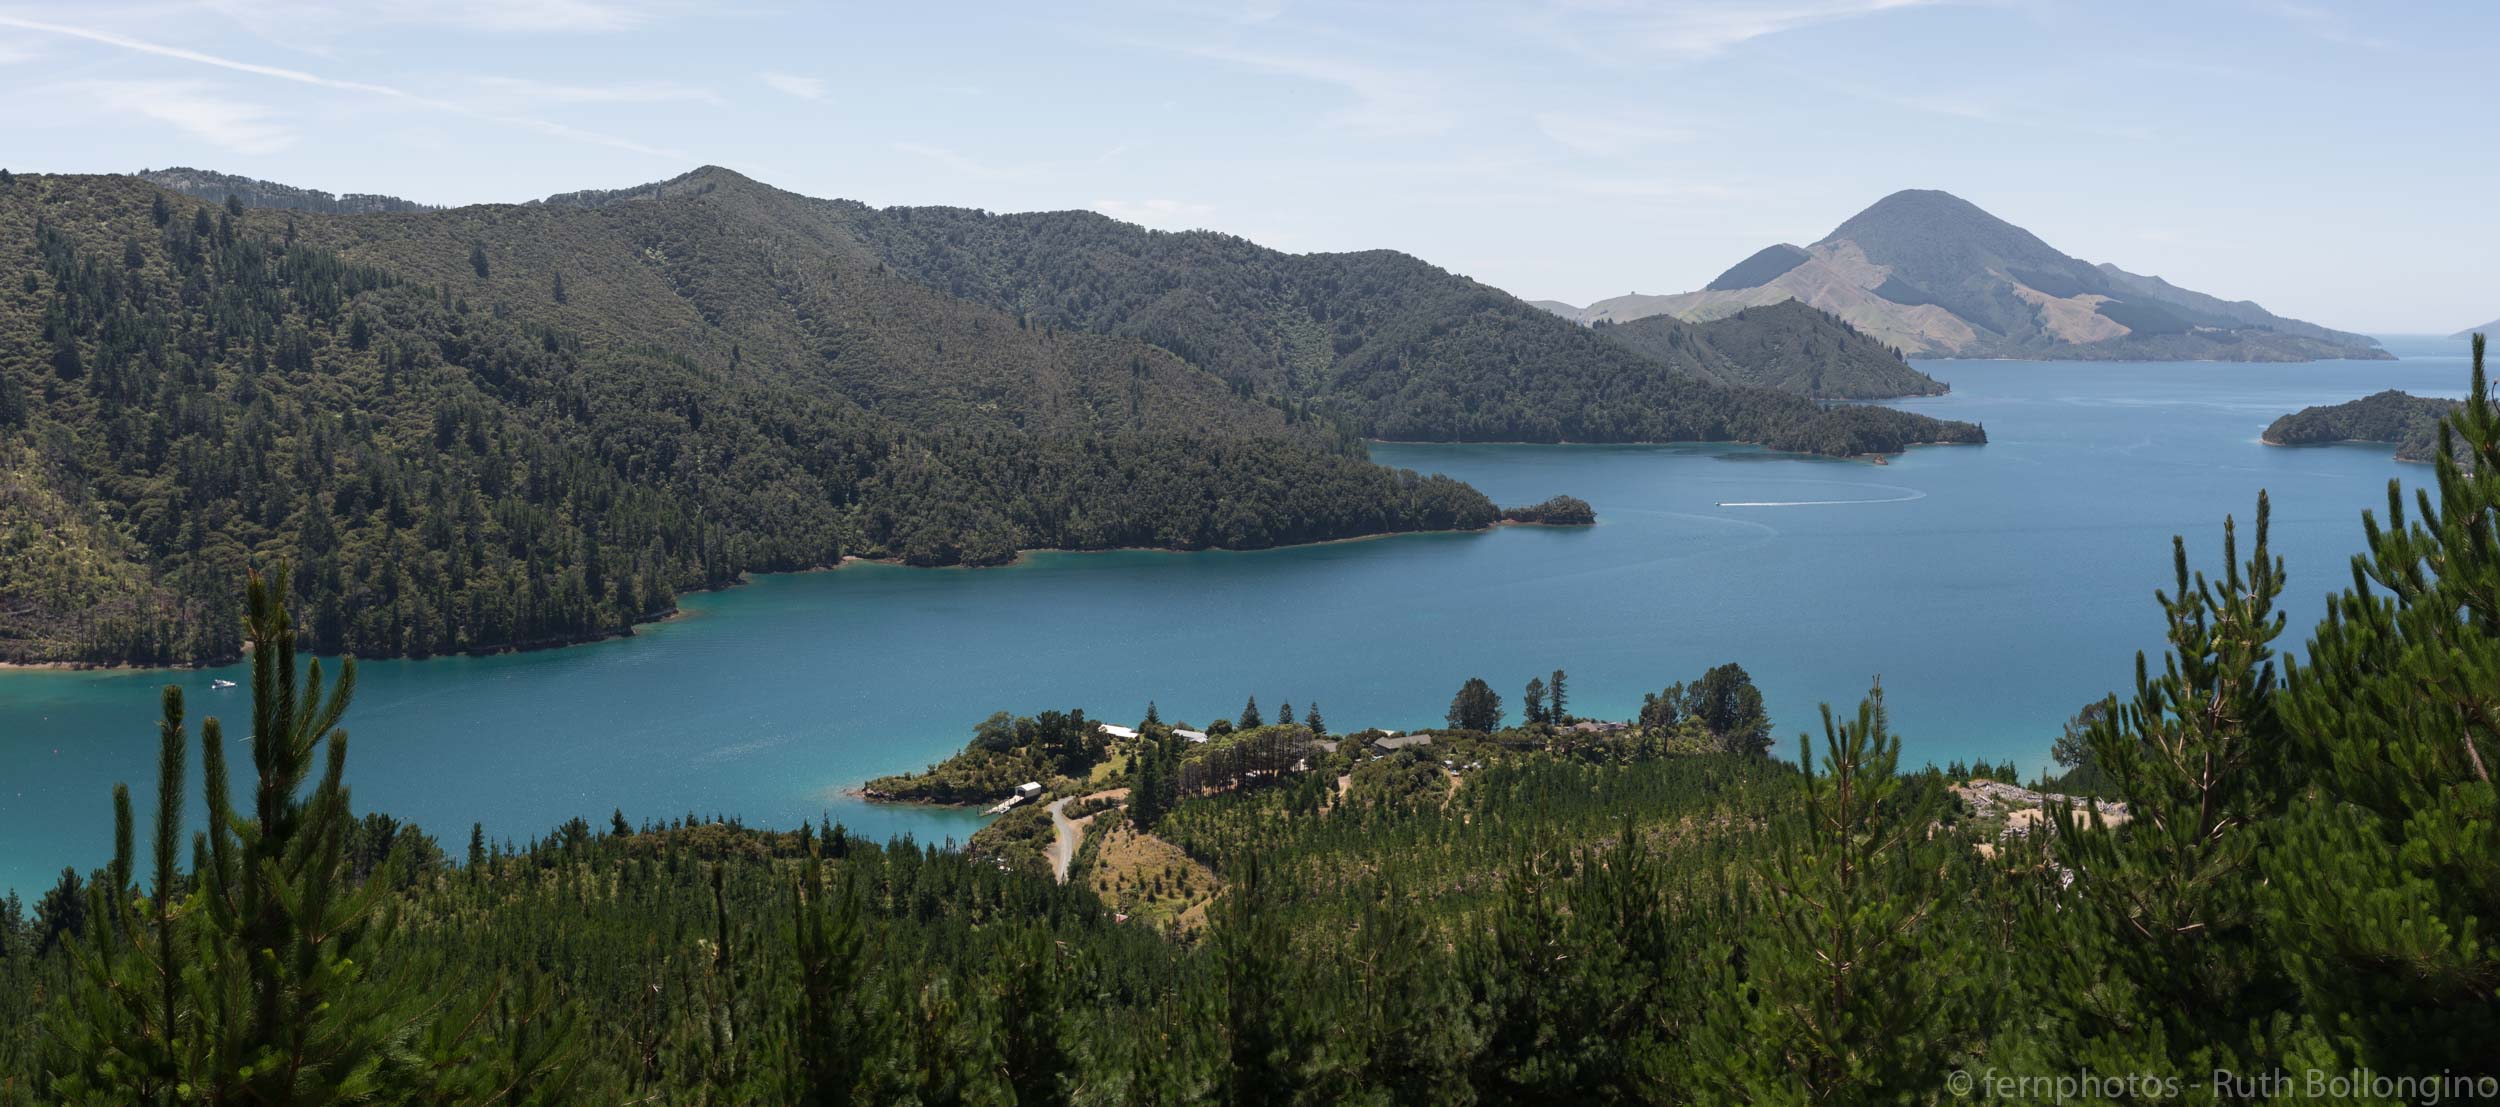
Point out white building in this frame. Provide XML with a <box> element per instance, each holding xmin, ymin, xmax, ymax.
<box><xmin>1174</xmin><ymin>729</ymin><xmax>1210</xmax><ymax>744</ymax></box>
<box><xmin>1016</xmin><ymin>781</ymin><xmax>1043</xmax><ymax>799</ymax></box>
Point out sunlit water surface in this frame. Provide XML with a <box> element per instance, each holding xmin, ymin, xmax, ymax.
<box><xmin>1</xmin><ymin>337</ymin><xmax>2472</xmax><ymax>893</ymax></box>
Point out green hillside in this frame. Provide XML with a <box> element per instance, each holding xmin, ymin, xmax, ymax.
<box><xmin>0</xmin><ymin>171</ymin><xmax>1493</xmax><ymax>664</ymax></box>
<box><xmin>829</xmin><ymin>201</ymin><xmax>1985</xmax><ymax>450</ymax></box>
<box><xmin>1596</xmin><ymin>299</ymin><xmax>1948</xmax><ymax>399</ymax></box>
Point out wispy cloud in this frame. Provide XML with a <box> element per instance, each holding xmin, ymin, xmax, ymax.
<box><xmin>200</xmin><ymin>0</ymin><xmax>659</xmax><ymax>35</ymax></box>
<box><xmin>1819</xmin><ymin>78</ymin><xmax>2000</xmax><ymax>122</ymax></box>
<box><xmin>760</xmin><ymin>72</ymin><xmax>827</xmax><ymax>101</ymax></box>
<box><xmin>1533</xmin><ymin>111</ymin><xmax>1695</xmax><ymax>155</ymax></box>
<box><xmin>1537</xmin><ymin>0</ymin><xmax>1943</xmax><ymax>61</ymax></box>
<box><xmin>0</xmin><ymin>13</ymin><xmax>683</xmax><ymax>157</ymax></box>
<box><xmin>1178</xmin><ymin>44</ymin><xmax>1457</xmax><ymax>136</ymax></box>
<box><xmin>73</xmin><ymin>79</ymin><xmax>297</xmax><ymax>153</ymax></box>
<box><xmin>468</xmin><ymin>76</ymin><xmax>723</xmax><ymax>106</ymax></box>
<box><xmin>2249</xmin><ymin>1</ymin><xmax>2393</xmax><ymax>49</ymax></box>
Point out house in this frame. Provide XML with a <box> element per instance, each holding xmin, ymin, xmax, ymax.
<box><xmin>1371</xmin><ymin>733</ymin><xmax>1434</xmax><ymax>753</ymax></box>
<box><xmin>1016</xmin><ymin>781</ymin><xmax>1043</xmax><ymax>799</ymax></box>
<box><xmin>1175</xmin><ymin>729</ymin><xmax>1210</xmax><ymax>744</ymax></box>
<box><xmin>1099</xmin><ymin>724</ymin><xmax>1140</xmax><ymax>740</ymax></box>
<box><xmin>1566</xmin><ymin>720</ymin><xmax>1631</xmax><ymax>736</ymax></box>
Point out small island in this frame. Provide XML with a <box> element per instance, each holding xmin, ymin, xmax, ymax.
<box><xmin>1500</xmin><ymin>495</ymin><xmax>1598</xmax><ymax>526</ymax></box>
<box><xmin>2263</xmin><ymin>390</ymin><xmax>2462</xmax><ymax>463</ymax></box>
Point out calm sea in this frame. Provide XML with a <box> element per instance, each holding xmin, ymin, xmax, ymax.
<box><xmin>0</xmin><ymin>337</ymin><xmax>2473</xmax><ymax>894</ymax></box>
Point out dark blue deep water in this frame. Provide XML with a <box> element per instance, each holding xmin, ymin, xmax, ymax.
<box><xmin>0</xmin><ymin>338</ymin><xmax>2474</xmax><ymax>893</ymax></box>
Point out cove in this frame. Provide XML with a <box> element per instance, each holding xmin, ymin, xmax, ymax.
<box><xmin>0</xmin><ymin>338</ymin><xmax>2473</xmax><ymax>895</ymax></box>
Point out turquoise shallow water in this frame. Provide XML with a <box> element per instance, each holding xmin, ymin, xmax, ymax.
<box><xmin>0</xmin><ymin>338</ymin><xmax>2476</xmax><ymax>894</ymax></box>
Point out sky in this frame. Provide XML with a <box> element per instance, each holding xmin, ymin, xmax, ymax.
<box><xmin>0</xmin><ymin>0</ymin><xmax>2491</xmax><ymax>334</ymax></box>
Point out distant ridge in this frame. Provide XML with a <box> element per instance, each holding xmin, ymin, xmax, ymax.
<box><xmin>133</xmin><ymin>166</ymin><xmax>436</xmax><ymax>215</ymax></box>
<box><xmin>1539</xmin><ymin>189</ymin><xmax>2388</xmax><ymax>362</ymax></box>
<box><xmin>1595</xmin><ymin>300</ymin><xmax>1948</xmax><ymax>400</ymax></box>
<box><xmin>2453</xmin><ymin>317</ymin><xmax>2500</xmax><ymax>340</ymax></box>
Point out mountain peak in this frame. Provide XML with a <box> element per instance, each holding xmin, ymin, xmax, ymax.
<box><xmin>535</xmin><ymin>165</ymin><xmax>767</xmax><ymax>209</ymax></box>
<box><xmin>1570</xmin><ymin>187</ymin><xmax>2387</xmax><ymax>363</ymax></box>
<box><xmin>1816</xmin><ymin>188</ymin><xmax>2065</xmax><ymax>274</ymax></box>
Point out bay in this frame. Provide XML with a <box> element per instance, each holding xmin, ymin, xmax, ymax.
<box><xmin>0</xmin><ymin>338</ymin><xmax>2473</xmax><ymax>895</ymax></box>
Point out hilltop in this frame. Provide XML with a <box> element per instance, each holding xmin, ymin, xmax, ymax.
<box><xmin>1594</xmin><ymin>299</ymin><xmax>1949</xmax><ymax>400</ymax></box>
<box><xmin>1543</xmin><ymin>189</ymin><xmax>2389</xmax><ymax>362</ymax></box>
<box><xmin>133</xmin><ymin>166</ymin><xmax>436</xmax><ymax>215</ymax></box>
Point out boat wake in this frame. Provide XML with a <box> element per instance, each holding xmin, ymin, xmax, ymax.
<box><xmin>1716</xmin><ymin>483</ymin><xmax>1927</xmax><ymax>508</ymax></box>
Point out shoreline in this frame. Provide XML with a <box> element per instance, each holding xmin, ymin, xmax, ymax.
<box><xmin>0</xmin><ymin>604</ymin><xmax>703</xmax><ymax>676</ymax></box>
<box><xmin>1370</xmin><ymin>436</ymin><xmax>1975</xmax><ymax>464</ymax></box>
<box><xmin>834</xmin><ymin>517</ymin><xmax>1586</xmax><ymax>572</ymax></box>
<box><xmin>2260</xmin><ymin>434</ymin><xmax>2435</xmax><ymax>463</ymax></box>
<box><xmin>841</xmin><ymin>786</ymin><xmax>987</xmax><ymax>811</ymax></box>
<box><xmin>2</xmin><ymin>519</ymin><xmax>1568</xmax><ymax>673</ymax></box>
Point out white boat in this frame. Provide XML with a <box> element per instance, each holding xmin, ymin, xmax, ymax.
<box><xmin>211</xmin><ymin>679</ymin><xmax>237</xmax><ymax>689</ymax></box>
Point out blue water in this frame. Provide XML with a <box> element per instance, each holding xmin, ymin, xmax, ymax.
<box><xmin>0</xmin><ymin>338</ymin><xmax>2476</xmax><ymax>895</ymax></box>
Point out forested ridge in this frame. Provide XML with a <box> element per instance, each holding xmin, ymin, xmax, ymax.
<box><xmin>4</xmin><ymin>354</ymin><xmax>2496</xmax><ymax>1104</ymax></box>
<box><xmin>0</xmin><ymin>171</ymin><xmax>1495</xmax><ymax>664</ymax></box>
<box><xmin>1594</xmin><ymin>299</ymin><xmax>1950</xmax><ymax>400</ymax></box>
<box><xmin>827</xmin><ymin>198</ymin><xmax>1985</xmax><ymax>449</ymax></box>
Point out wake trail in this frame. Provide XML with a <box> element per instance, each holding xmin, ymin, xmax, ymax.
<box><xmin>1716</xmin><ymin>486</ymin><xmax>1927</xmax><ymax>508</ymax></box>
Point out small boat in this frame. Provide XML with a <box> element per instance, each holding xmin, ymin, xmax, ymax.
<box><xmin>211</xmin><ymin>679</ymin><xmax>237</xmax><ymax>689</ymax></box>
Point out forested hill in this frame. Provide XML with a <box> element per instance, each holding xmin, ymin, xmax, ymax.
<box><xmin>826</xmin><ymin>198</ymin><xmax>1985</xmax><ymax>450</ymax></box>
<box><xmin>2264</xmin><ymin>389</ymin><xmax>2462</xmax><ymax>462</ymax></box>
<box><xmin>1594</xmin><ymin>299</ymin><xmax>1949</xmax><ymax>400</ymax></box>
<box><xmin>0</xmin><ymin>171</ymin><xmax>1495</xmax><ymax>665</ymax></box>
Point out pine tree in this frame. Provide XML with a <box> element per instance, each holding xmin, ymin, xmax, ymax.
<box><xmin>2265</xmin><ymin>338</ymin><xmax>2500</xmax><ymax>1068</ymax></box>
<box><xmin>470</xmin><ymin>240</ymin><xmax>491</xmax><ymax>280</ymax></box>
<box><xmin>42</xmin><ymin>687</ymin><xmax>189</xmax><ymax>1102</ymax></box>
<box><xmin>1548</xmin><ymin>669</ymin><xmax>1568</xmax><ymax>724</ymax></box>
<box><xmin>1706</xmin><ymin>681</ymin><xmax>1955</xmax><ymax>1103</ymax></box>
<box><xmin>41</xmin><ymin>566</ymin><xmax>544</xmax><ymax>1103</ymax></box>
<box><xmin>551</xmin><ymin>270</ymin><xmax>568</xmax><ymax>303</ymax></box>
<box><xmin>2025</xmin><ymin>496</ymin><xmax>2296</xmax><ymax>1084</ymax></box>
<box><xmin>1524</xmin><ymin>677</ymin><xmax>1547</xmax><ymax>725</ymax></box>
<box><xmin>1214</xmin><ymin>859</ymin><xmax>1312</xmax><ymax>1106</ymax></box>
<box><xmin>1142</xmin><ymin>701</ymin><xmax>1161</xmax><ymax>728</ymax></box>
<box><xmin>1277</xmin><ymin>701</ymin><xmax>1295</xmax><ymax>727</ymax></box>
<box><xmin>789</xmin><ymin>860</ymin><xmax>873</xmax><ymax>1105</ymax></box>
<box><xmin>1239</xmin><ymin>696</ymin><xmax>1263</xmax><ymax>730</ymax></box>
<box><xmin>1304</xmin><ymin>703</ymin><xmax>1326</xmax><ymax>738</ymax></box>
